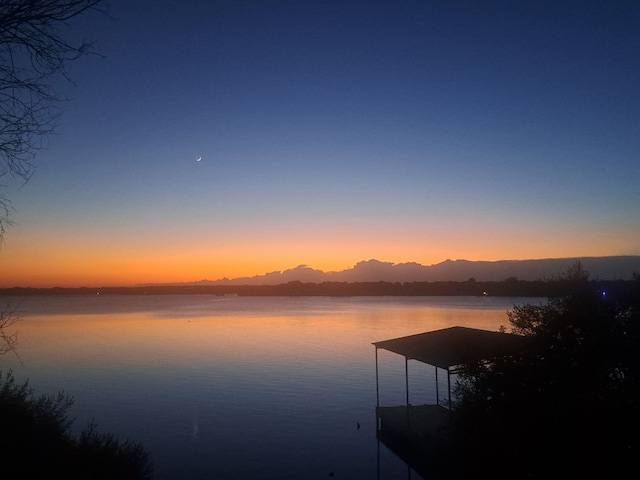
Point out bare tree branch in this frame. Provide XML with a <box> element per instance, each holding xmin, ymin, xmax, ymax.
<box><xmin>0</xmin><ymin>303</ymin><xmax>19</xmax><ymax>357</ymax></box>
<box><xmin>0</xmin><ymin>0</ymin><xmax>102</xmax><ymax>238</ymax></box>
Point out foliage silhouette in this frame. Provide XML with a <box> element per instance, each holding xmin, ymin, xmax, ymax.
<box><xmin>0</xmin><ymin>370</ymin><xmax>152</xmax><ymax>479</ymax></box>
<box><xmin>450</xmin><ymin>263</ymin><xmax>640</xmax><ymax>479</ymax></box>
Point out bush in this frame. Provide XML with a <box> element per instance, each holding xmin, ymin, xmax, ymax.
<box><xmin>451</xmin><ymin>265</ymin><xmax>640</xmax><ymax>479</ymax></box>
<box><xmin>0</xmin><ymin>371</ymin><xmax>152</xmax><ymax>479</ymax></box>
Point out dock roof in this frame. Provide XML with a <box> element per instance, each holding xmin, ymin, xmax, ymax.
<box><xmin>373</xmin><ymin>326</ymin><xmax>529</xmax><ymax>371</ymax></box>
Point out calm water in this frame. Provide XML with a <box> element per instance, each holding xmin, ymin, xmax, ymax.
<box><xmin>1</xmin><ymin>295</ymin><xmax>541</xmax><ymax>479</ymax></box>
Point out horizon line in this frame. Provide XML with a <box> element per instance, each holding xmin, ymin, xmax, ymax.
<box><xmin>2</xmin><ymin>254</ymin><xmax>638</xmax><ymax>290</ymax></box>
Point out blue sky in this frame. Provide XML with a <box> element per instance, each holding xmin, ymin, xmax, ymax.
<box><xmin>2</xmin><ymin>0</ymin><xmax>639</xmax><ymax>286</ymax></box>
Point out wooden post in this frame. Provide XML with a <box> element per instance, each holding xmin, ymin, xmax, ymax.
<box><xmin>435</xmin><ymin>366</ymin><xmax>439</xmax><ymax>406</ymax></box>
<box><xmin>405</xmin><ymin>356</ymin><xmax>409</xmax><ymax>406</ymax></box>
<box><xmin>447</xmin><ymin>368</ymin><xmax>452</xmax><ymax>410</ymax></box>
<box><xmin>375</xmin><ymin>347</ymin><xmax>380</xmax><ymax>407</ymax></box>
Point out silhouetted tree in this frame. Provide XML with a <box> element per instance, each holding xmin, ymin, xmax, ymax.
<box><xmin>451</xmin><ymin>263</ymin><xmax>640</xmax><ymax>479</ymax></box>
<box><xmin>0</xmin><ymin>6</ymin><xmax>152</xmax><ymax>477</ymax></box>
<box><xmin>0</xmin><ymin>0</ymin><xmax>101</xmax><ymax>238</ymax></box>
<box><xmin>0</xmin><ymin>0</ymin><xmax>103</xmax><ymax>378</ymax></box>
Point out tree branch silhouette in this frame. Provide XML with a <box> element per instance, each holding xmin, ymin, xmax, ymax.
<box><xmin>0</xmin><ymin>303</ymin><xmax>19</xmax><ymax>358</ymax></box>
<box><xmin>0</xmin><ymin>0</ymin><xmax>102</xmax><ymax>238</ymax></box>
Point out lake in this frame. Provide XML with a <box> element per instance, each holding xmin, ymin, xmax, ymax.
<box><xmin>1</xmin><ymin>295</ymin><xmax>542</xmax><ymax>479</ymax></box>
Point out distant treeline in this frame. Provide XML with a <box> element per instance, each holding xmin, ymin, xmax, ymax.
<box><xmin>1</xmin><ymin>278</ymin><xmax>635</xmax><ymax>297</ymax></box>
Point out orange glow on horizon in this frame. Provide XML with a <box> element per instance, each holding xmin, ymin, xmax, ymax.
<box><xmin>2</xmin><ymin>247</ymin><xmax>636</xmax><ymax>288</ymax></box>
<box><xmin>1</xmin><ymin>219</ymin><xmax>637</xmax><ymax>287</ymax></box>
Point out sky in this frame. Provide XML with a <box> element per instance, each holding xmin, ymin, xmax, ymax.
<box><xmin>1</xmin><ymin>0</ymin><xmax>639</xmax><ymax>287</ymax></box>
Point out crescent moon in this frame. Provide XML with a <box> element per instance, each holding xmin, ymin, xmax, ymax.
<box><xmin>196</xmin><ymin>156</ymin><xmax>202</xmax><ymax>162</ymax></box>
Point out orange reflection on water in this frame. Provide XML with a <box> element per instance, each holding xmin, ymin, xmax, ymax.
<box><xmin>12</xmin><ymin>298</ymin><xmax>514</xmax><ymax>373</ymax></box>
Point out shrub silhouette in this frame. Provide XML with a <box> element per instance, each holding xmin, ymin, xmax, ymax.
<box><xmin>451</xmin><ymin>264</ymin><xmax>640</xmax><ymax>479</ymax></box>
<box><xmin>0</xmin><ymin>370</ymin><xmax>152</xmax><ymax>479</ymax></box>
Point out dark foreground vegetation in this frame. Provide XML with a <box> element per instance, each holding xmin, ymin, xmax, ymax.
<box><xmin>2</xmin><ymin>277</ymin><xmax>638</xmax><ymax>297</ymax></box>
<box><xmin>0</xmin><ymin>371</ymin><xmax>152</xmax><ymax>480</ymax></box>
<box><xmin>446</xmin><ymin>265</ymin><xmax>640</xmax><ymax>479</ymax></box>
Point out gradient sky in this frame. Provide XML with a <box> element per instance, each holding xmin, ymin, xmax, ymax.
<box><xmin>1</xmin><ymin>0</ymin><xmax>639</xmax><ymax>287</ymax></box>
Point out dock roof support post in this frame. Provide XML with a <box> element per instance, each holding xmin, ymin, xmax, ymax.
<box><xmin>447</xmin><ymin>368</ymin><xmax>452</xmax><ymax>410</ymax></box>
<box><xmin>375</xmin><ymin>347</ymin><xmax>380</xmax><ymax>407</ymax></box>
<box><xmin>435</xmin><ymin>366</ymin><xmax>439</xmax><ymax>406</ymax></box>
<box><xmin>405</xmin><ymin>356</ymin><xmax>409</xmax><ymax>406</ymax></box>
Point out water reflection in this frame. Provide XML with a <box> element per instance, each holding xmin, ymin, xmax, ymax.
<box><xmin>2</xmin><ymin>295</ymin><xmax>534</xmax><ymax>479</ymax></box>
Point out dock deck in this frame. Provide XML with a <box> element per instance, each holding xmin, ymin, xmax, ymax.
<box><xmin>376</xmin><ymin>404</ymin><xmax>452</xmax><ymax>479</ymax></box>
<box><xmin>376</xmin><ymin>404</ymin><xmax>450</xmax><ymax>443</ymax></box>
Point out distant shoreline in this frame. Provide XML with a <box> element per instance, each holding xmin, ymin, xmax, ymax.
<box><xmin>1</xmin><ymin>278</ymin><xmax>634</xmax><ymax>297</ymax></box>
